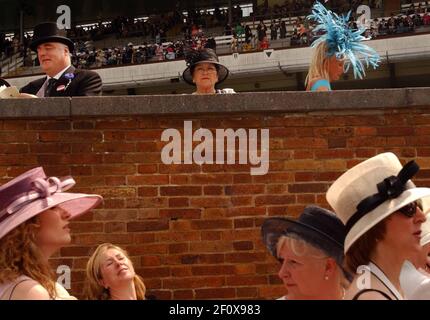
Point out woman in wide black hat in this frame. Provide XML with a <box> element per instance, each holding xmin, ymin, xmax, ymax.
<box><xmin>182</xmin><ymin>48</ymin><xmax>234</xmax><ymax>94</ymax></box>
<box><xmin>261</xmin><ymin>205</ymin><xmax>349</xmax><ymax>300</ymax></box>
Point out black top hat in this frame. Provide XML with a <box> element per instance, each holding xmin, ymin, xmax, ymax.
<box><xmin>30</xmin><ymin>22</ymin><xmax>74</xmax><ymax>52</ymax></box>
<box><xmin>182</xmin><ymin>48</ymin><xmax>229</xmax><ymax>86</ymax></box>
<box><xmin>0</xmin><ymin>78</ymin><xmax>10</xmax><ymax>87</ymax></box>
<box><xmin>261</xmin><ymin>206</ymin><xmax>346</xmax><ymax>266</ymax></box>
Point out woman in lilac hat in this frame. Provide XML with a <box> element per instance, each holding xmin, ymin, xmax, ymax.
<box><xmin>0</xmin><ymin>167</ymin><xmax>102</xmax><ymax>300</ymax></box>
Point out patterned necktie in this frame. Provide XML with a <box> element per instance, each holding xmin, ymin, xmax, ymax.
<box><xmin>44</xmin><ymin>78</ymin><xmax>57</xmax><ymax>97</ymax></box>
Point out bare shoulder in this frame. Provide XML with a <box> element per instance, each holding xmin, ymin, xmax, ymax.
<box><xmin>10</xmin><ymin>279</ymin><xmax>51</xmax><ymax>300</ymax></box>
<box><xmin>307</xmin><ymin>77</ymin><xmax>330</xmax><ymax>92</ymax></box>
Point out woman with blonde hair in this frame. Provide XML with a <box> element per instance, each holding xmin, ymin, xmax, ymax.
<box><xmin>261</xmin><ymin>205</ymin><xmax>349</xmax><ymax>300</ymax></box>
<box><xmin>0</xmin><ymin>167</ymin><xmax>102</xmax><ymax>299</ymax></box>
<box><xmin>305</xmin><ymin>2</ymin><xmax>380</xmax><ymax>91</ymax></box>
<box><xmin>83</xmin><ymin>243</ymin><xmax>146</xmax><ymax>300</ymax></box>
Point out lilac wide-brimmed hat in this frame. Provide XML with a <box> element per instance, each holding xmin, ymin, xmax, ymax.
<box><xmin>0</xmin><ymin>167</ymin><xmax>102</xmax><ymax>240</ymax></box>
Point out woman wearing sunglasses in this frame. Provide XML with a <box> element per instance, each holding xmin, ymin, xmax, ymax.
<box><xmin>326</xmin><ymin>153</ymin><xmax>430</xmax><ymax>300</ymax></box>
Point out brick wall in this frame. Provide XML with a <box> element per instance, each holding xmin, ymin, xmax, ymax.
<box><xmin>1</xmin><ymin>90</ymin><xmax>430</xmax><ymax>299</ymax></box>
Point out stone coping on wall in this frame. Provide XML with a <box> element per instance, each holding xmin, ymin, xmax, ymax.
<box><xmin>0</xmin><ymin>88</ymin><xmax>429</xmax><ymax>119</ymax></box>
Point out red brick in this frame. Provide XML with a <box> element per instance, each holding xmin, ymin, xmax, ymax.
<box><xmin>348</xmin><ymin>137</ymin><xmax>386</xmax><ymax>148</ymax></box>
<box><xmin>147</xmin><ymin>290</ymin><xmax>172</xmax><ymax>300</ymax></box>
<box><xmin>162</xmin><ymin>276</ymin><xmax>225</xmax><ymax>289</ymax></box>
<box><xmin>234</xmin><ymin>218</ymin><xmax>254</xmax><ymax>229</ymax></box>
<box><xmin>104</xmin><ymin>222</ymin><xmax>126</xmax><ymax>233</ymax></box>
<box><xmin>127</xmin><ymin>220</ymin><xmax>169</xmax><ymax>232</ymax></box>
<box><xmin>191</xmin><ymin>174</ymin><xmax>233</xmax><ymax>184</ymax></box>
<box><xmin>225</xmin><ymin>185</ymin><xmax>265</xmax><ymax>195</ymax></box>
<box><xmin>70</xmin><ymin>222</ymin><xmax>104</xmax><ymax>233</ymax></box>
<box><xmin>226</xmin><ymin>275</ymin><xmax>267</xmax><ymax>286</ymax></box>
<box><xmin>39</xmin><ymin>132</ymin><xmax>102</xmax><ymax>143</ymax></box>
<box><xmin>137</xmin><ymin>187</ymin><xmax>158</xmax><ymax>197</ymax></box>
<box><xmin>195</xmin><ymin>288</ymin><xmax>236</xmax><ymax>299</ymax></box>
<box><xmin>126</xmin><ymin>130</ymin><xmax>164</xmax><ymax>140</ymax></box>
<box><xmin>191</xmin><ymin>219</ymin><xmax>233</xmax><ymax>230</ymax></box>
<box><xmin>140</xmin><ymin>267</ymin><xmax>170</xmax><ymax>278</ymax></box>
<box><xmin>233</xmin><ymin>241</ymin><xmax>254</xmax><ymax>251</ymax></box>
<box><xmin>314</xmin><ymin>149</ymin><xmax>354</xmax><ymax>159</ymax></box>
<box><xmin>328</xmin><ymin>137</ymin><xmax>346</xmax><ymax>148</ymax></box>
<box><xmin>30</xmin><ymin>143</ymin><xmax>71</xmax><ymax>154</ymax></box>
<box><xmin>169</xmin><ymin>243</ymin><xmax>189</xmax><ymax>254</ymax></box>
<box><xmin>237</xmin><ymin>287</ymin><xmax>258</xmax><ymax>298</ymax></box>
<box><xmin>127</xmin><ymin>175</ymin><xmax>169</xmax><ymax>185</ymax></box>
<box><xmin>190</xmin><ymin>197</ymin><xmax>232</xmax><ymax>208</ymax></box>
<box><xmin>0</xmin><ymin>154</ymin><xmax>38</xmax><ymax>166</ymax></box>
<box><xmin>73</xmin><ymin>121</ymin><xmax>95</xmax><ymax>129</ymax></box>
<box><xmin>227</xmin><ymin>207</ymin><xmax>266</xmax><ymax>217</ymax></box>
<box><xmin>93</xmin><ymin>142</ymin><xmax>136</xmax><ymax>153</ymax></box>
<box><xmin>170</xmin><ymin>175</ymin><xmax>190</xmax><ymax>184</ymax></box>
<box><xmin>230</xmin><ymin>196</ymin><xmax>252</xmax><ymax>206</ymax></box>
<box><xmin>160</xmin><ymin>186</ymin><xmax>202</xmax><ymax>196</ymax></box>
<box><xmin>233</xmin><ymin>174</ymin><xmax>252</xmax><ymax>183</ymax></box>
<box><xmin>288</xmin><ymin>183</ymin><xmax>328</xmax><ymax>193</ymax></box>
<box><xmin>192</xmin><ymin>265</ymin><xmax>235</xmax><ymax>276</ymax></box>
<box><xmin>255</xmin><ymin>195</ymin><xmax>295</xmax><ymax>206</ymax></box>
<box><xmin>159</xmin><ymin>164</ymin><xmax>201</xmax><ymax>173</ymax></box>
<box><xmin>160</xmin><ymin>209</ymin><xmax>201</xmax><ymax>219</ymax></box>
<box><xmin>95</xmin><ymin>119</ymin><xmax>139</xmax><ymax>129</ymax></box>
<box><xmin>201</xmin><ymin>231</ymin><xmax>222</xmax><ymax>240</ymax></box>
<box><xmin>171</xmin><ymin>266</ymin><xmax>192</xmax><ymax>277</ymax></box>
<box><xmin>0</xmin><ymin>144</ymin><xmax>29</xmax><ymax>154</ymax></box>
<box><xmin>354</xmin><ymin>127</ymin><xmax>377</xmax><ymax>136</ymax></box>
<box><xmin>284</xmin><ymin>138</ymin><xmax>327</xmax><ymax>149</ymax></box>
<box><xmin>203</xmin><ymin>186</ymin><xmax>223</xmax><ymax>195</ymax></box>
<box><xmin>137</xmin><ymin>164</ymin><xmax>158</xmax><ymax>174</ymax></box>
<box><xmin>4</xmin><ymin>121</ymin><xmax>27</xmax><ymax>130</ymax></box>
<box><xmin>377</xmin><ymin>127</ymin><xmax>414</xmax><ymax>136</ymax></box>
<box><xmin>225</xmin><ymin>252</ymin><xmax>266</xmax><ymax>263</ymax></box>
<box><xmin>141</xmin><ymin>255</ymin><xmax>162</xmax><ymax>267</ymax></box>
<box><xmin>93</xmin><ymin>165</ymin><xmax>136</xmax><ymax>175</ymax></box>
<box><xmin>169</xmin><ymin>197</ymin><xmax>189</xmax><ymax>207</ymax></box>
<box><xmin>173</xmin><ymin>290</ymin><xmax>195</xmax><ymax>299</ymax></box>
<box><xmin>60</xmin><ymin>246</ymin><xmax>92</xmax><ymax>257</ymax></box>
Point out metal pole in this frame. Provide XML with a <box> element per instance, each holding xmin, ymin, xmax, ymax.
<box><xmin>228</xmin><ymin>0</ymin><xmax>232</xmax><ymax>26</ymax></box>
<box><xmin>20</xmin><ymin>9</ymin><xmax>25</xmax><ymax>44</ymax></box>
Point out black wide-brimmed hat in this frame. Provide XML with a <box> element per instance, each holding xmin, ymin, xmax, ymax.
<box><xmin>0</xmin><ymin>78</ymin><xmax>10</xmax><ymax>87</ymax></box>
<box><xmin>30</xmin><ymin>22</ymin><xmax>74</xmax><ymax>52</ymax></box>
<box><xmin>182</xmin><ymin>48</ymin><xmax>229</xmax><ymax>86</ymax></box>
<box><xmin>261</xmin><ymin>205</ymin><xmax>346</xmax><ymax>266</ymax></box>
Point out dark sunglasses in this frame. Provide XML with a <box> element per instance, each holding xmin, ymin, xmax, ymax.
<box><xmin>398</xmin><ymin>201</ymin><xmax>422</xmax><ymax>217</ymax></box>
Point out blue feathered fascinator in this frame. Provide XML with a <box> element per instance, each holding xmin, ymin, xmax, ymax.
<box><xmin>307</xmin><ymin>1</ymin><xmax>380</xmax><ymax>79</ymax></box>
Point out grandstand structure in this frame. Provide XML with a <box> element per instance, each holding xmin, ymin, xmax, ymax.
<box><xmin>2</xmin><ymin>0</ymin><xmax>430</xmax><ymax>94</ymax></box>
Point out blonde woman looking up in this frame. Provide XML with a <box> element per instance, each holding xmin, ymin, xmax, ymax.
<box><xmin>83</xmin><ymin>243</ymin><xmax>146</xmax><ymax>300</ymax></box>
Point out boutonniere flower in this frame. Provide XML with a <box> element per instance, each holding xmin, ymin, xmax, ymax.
<box><xmin>63</xmin><ymin>73</ymin><xmax>75</xmax><ymax>91</ymax></box>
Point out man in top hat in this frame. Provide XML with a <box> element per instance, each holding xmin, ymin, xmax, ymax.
<box><xmin>20</xmin><ymin>22</ymin><xmax>102</xmax><ymax>97</ymax></box>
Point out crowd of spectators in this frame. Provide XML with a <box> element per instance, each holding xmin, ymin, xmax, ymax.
<box><xmin>3</xmin><ymin>1</ymin><xmax>430</xmax><ymax>73</ymax></box>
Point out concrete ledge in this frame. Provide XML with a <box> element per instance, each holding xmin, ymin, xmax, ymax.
<box><xmin>0</xmin><ymin>97</ymin><xmax>71</xmax><ymax>118</ymax></box>
<box><xmin>0</xmin><ymin>88</ymin><xmax>429</xmax><ymax>119</ymax></box>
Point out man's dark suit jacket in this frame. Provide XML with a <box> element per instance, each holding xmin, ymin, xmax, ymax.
<box><xmin>20</xmin><ymin>66</ymin><xmax>102</xmax><ymax>96</ymax></box>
